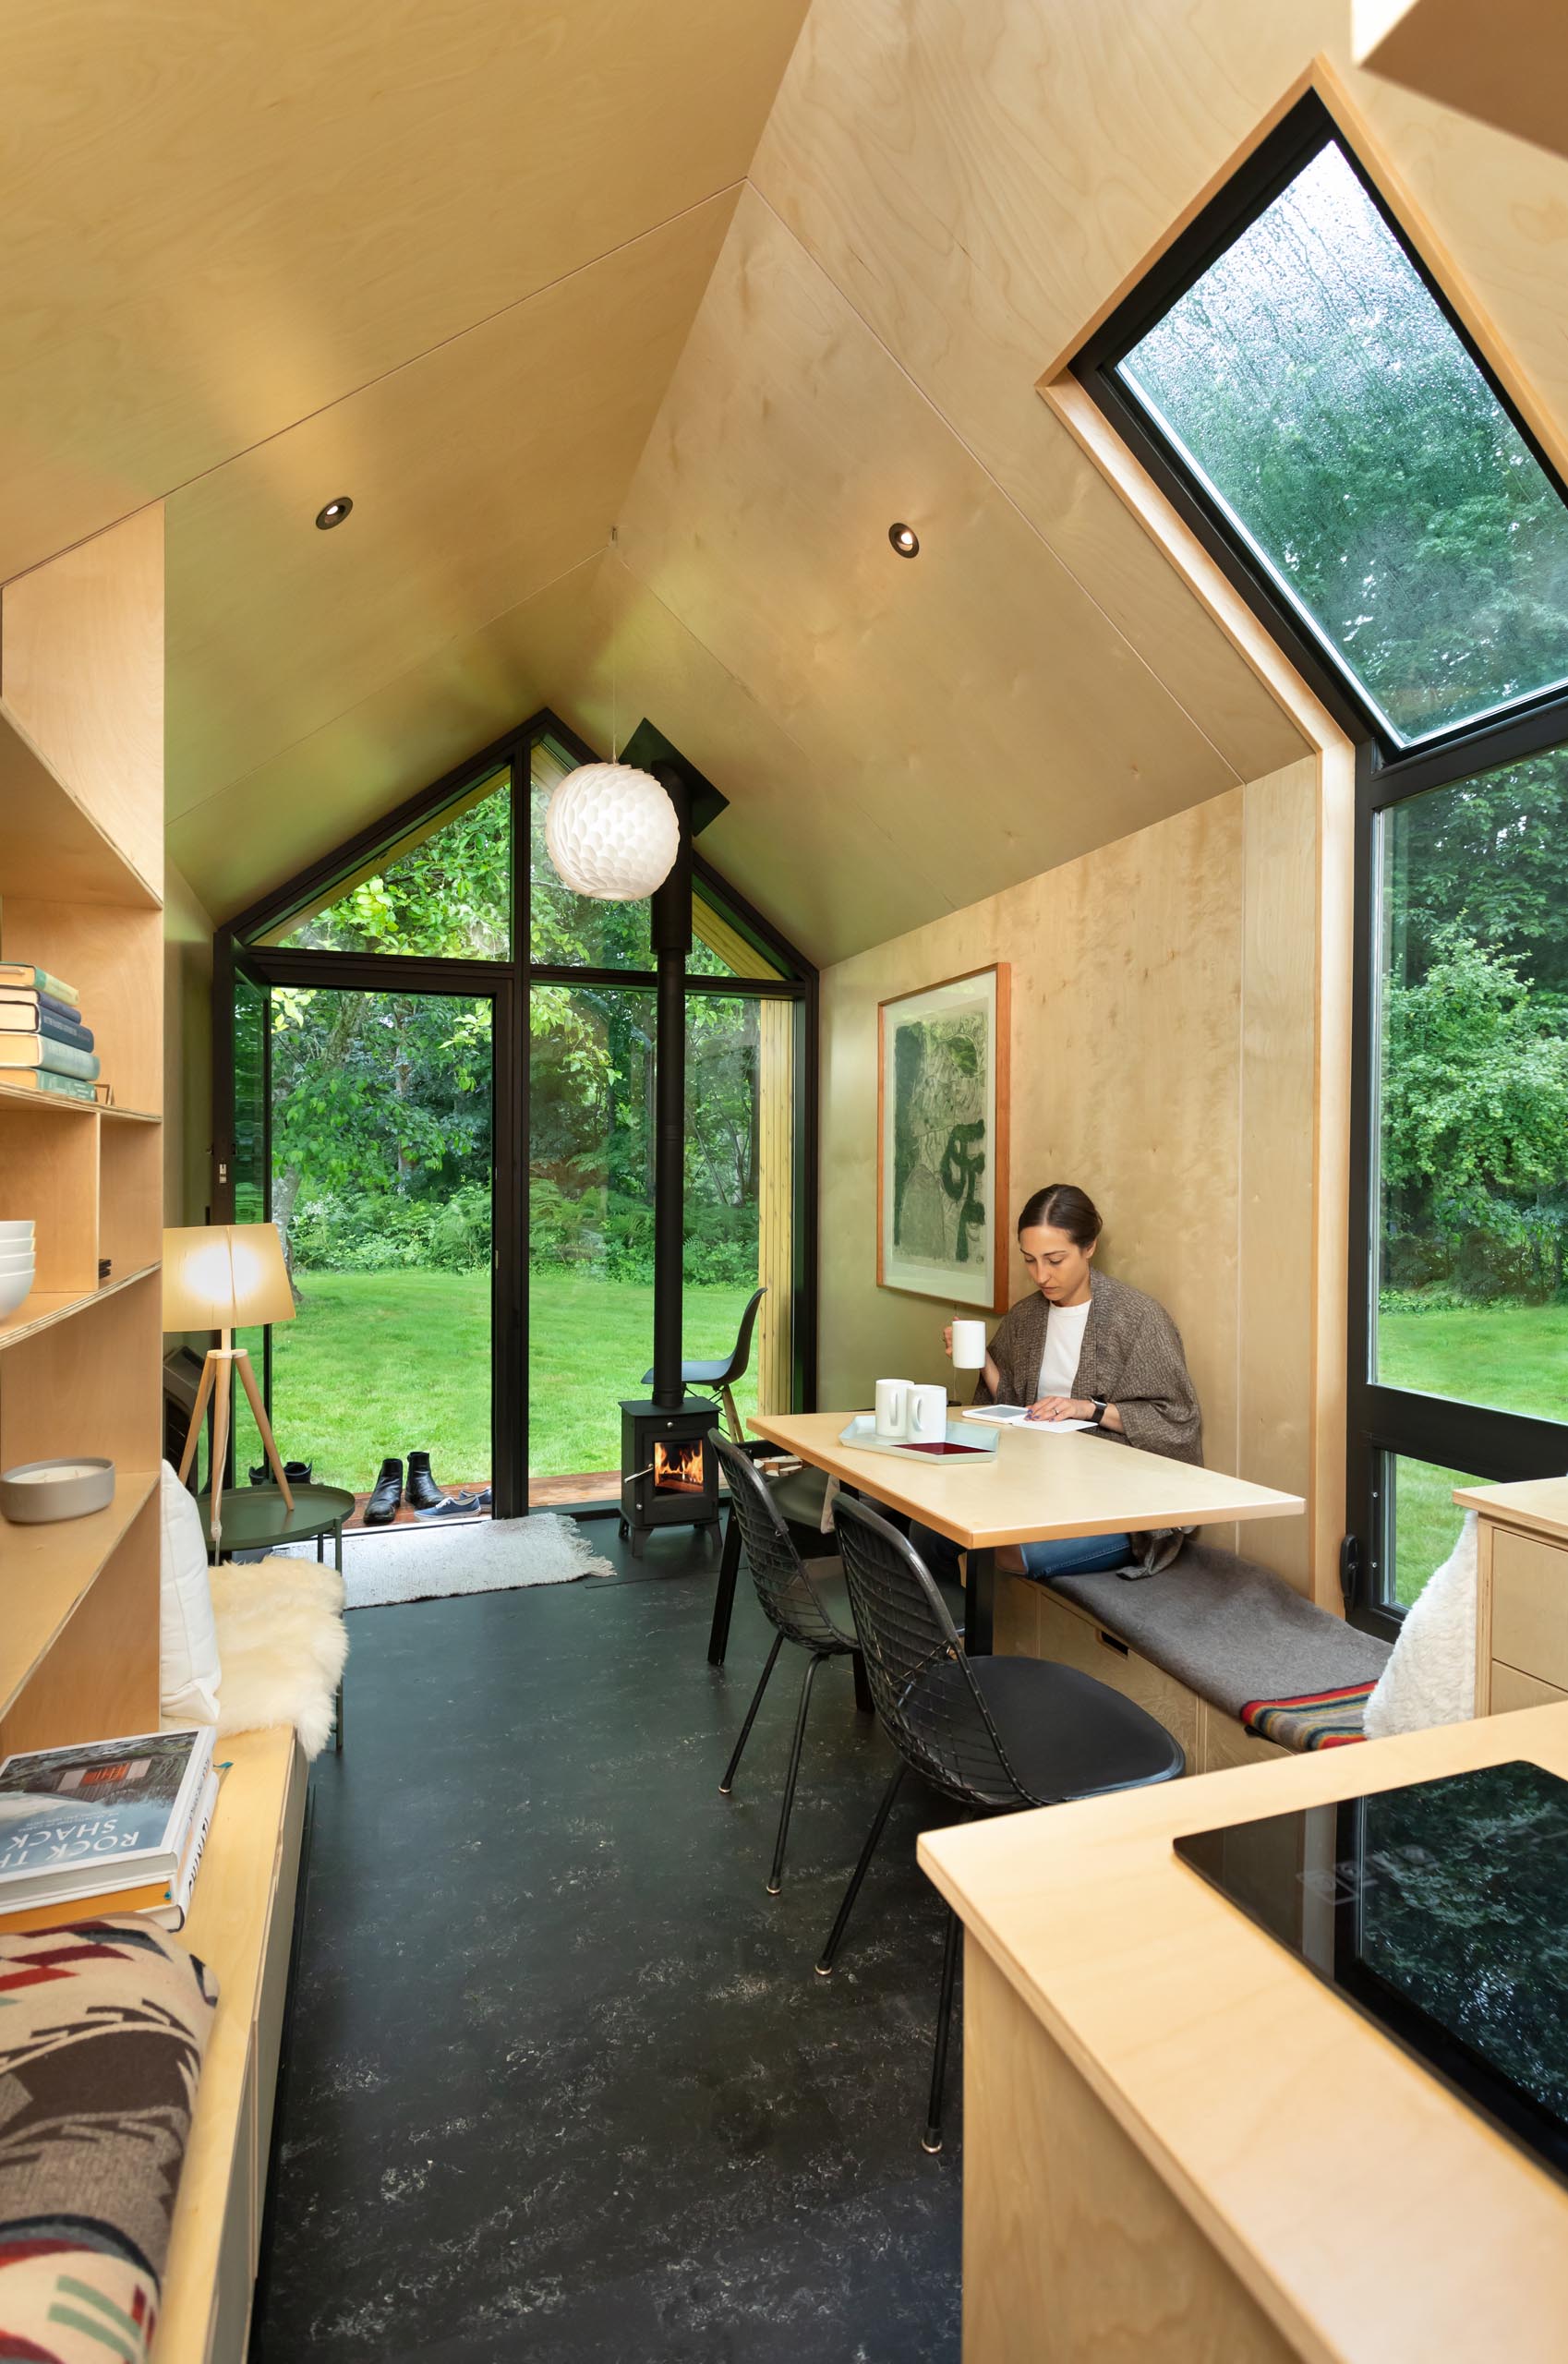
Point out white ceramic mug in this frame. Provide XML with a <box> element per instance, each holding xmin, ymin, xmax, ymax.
<box><xmin>950</xmin><ymin>1319</ymin><xmax>986</xmax><ymax>1371</ymax></box>
<box><xmin>909</xmin><ymin>1382</ymin><xmax>947</xmax><ymax>1441</ymax></box>
<box><xmin>874</xmin><ymin>1378</ymin><xmax>911</xmax><ymax>1439</ymax></box>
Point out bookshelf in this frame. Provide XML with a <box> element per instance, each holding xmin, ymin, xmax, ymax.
<box><xmin>0</xmin><ymin>504</ymin><xmax>307</xmax><ymax>2364</ymax></box>
<box><xmin>0</xmin><ymin>505</ymin><xmax>166</xmax><ymax>1756</ymax></box>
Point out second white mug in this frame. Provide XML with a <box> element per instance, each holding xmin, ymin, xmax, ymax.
<box><xmin>874</xmin><ymin>1378</ymin><xmax>911</xmax><ymax>1438</ymax></box>
<box><xmin>909</xmin><ymin>1382</ymin><xmax>947</xmax><ymax>1440</ymax></box>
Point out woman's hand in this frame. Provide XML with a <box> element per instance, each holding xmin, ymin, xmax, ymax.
<box><xmin>942</xmin><ymin>1323</ymin><xmax>954</xmax><ymax>1358</ymax></box>
<box><xmin>1027</xmin><ymin>1396</ymin><xmax>1093</xmax><ymax>1423</ymax></box>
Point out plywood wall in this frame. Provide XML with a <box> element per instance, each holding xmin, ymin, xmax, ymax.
<box><xmin>820</xmin><ymin>755</ymin><xmax>1325</xmax><ymax>1596</ymax></box>
<box><xmin>163</xmin><ymin>860</ymin><xmax>214</xmax><ymax>1226</ymax></box>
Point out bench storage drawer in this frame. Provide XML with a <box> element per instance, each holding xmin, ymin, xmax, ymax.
<box><xmin>1035</xmin><ymin>1588</ymin><xmax>1200</xmax><ymax>1759</ymax></box>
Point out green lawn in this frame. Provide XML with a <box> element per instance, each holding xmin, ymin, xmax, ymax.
<box><xmin>1378</xmin><ymin>1300</ymin><xmax>1568</xmax><ymax>1605</ymax></box>
<box><xmin>233</xmin><ymin>1268</ymin><xmax>758</xmax><ymax>1496</ymax></box>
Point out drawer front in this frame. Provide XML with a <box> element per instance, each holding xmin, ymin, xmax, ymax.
<box><xmin>1035</xmin><ymin>1591</ymin><xmax>1200</xmax><ymax>1761</ymax></box>
<box><xmin>1490</xmin><ymin>1527</ymin><xmax>1568</xmax><ymax>1693</ymax></box>
<box><xmin>1200</xmin><ymin>1701</ymin><xmax>1289</xmax><ymax>1774</ymax></box>
<box><xmin>1490</xmin><ymin>1658</ymin><xmax>1568</xmax><ymax>1715</ymax></box>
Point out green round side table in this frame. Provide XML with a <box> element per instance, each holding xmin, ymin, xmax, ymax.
<box><xmin>199</xmin><ymin>1483</ymin><xmax>355</xmax><ymax>1754</ymax></box>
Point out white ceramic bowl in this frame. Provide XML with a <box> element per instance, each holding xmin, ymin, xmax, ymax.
<box><xmin>0</xmin><ymin>1252</ymin><xmax>35</xmax><ymax>1278</ymax></box>
<box><xmin>0</xmin><ymin>1220</ymin><xmax>34</xmax><ymax>1242</ymax></box>
<box><xmin>0</xmin><ymin>1269</ymin><xmax>33</xmax><ymax>1320</ymax></box>
<box><xmin>0</xmin><ymin>1241</ymin><xmax>35</xmax><ymax>1263</ymax></box>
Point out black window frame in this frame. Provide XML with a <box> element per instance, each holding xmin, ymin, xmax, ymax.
<box><xmin>212</xmin><ymin>706</ymin><xmax>818</xmax><ymax>1520</ymax></box>
<box><xmin>1073</xmin><ymin>87</ymin><xmax>1568</xmax><ymax>769</ymax></box>
<box><xmin>1074</xmin><ymin>88</ymin><xmax>1568</xmax><ymax>1634</ymax></box>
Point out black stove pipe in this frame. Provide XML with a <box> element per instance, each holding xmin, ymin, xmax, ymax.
<box><xmin>649</xmin><ymin>766</ymin><xmax>692</xmax><ymax>1413</ymax></box>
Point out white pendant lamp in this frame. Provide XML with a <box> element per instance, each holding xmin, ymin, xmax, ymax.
<box><xmin>543</xmin><ymin>761</ymin><xmax>681</xmax><ymax>901</ymax></box>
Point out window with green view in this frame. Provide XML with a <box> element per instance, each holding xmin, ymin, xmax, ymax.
<box><xmin>1115</xmin><ymin>139</ymin><xmax>1568</xmax><ymax>746</ymax></box>
<box><xmin>271</xmin><ymin>768</ymin><xmax>512</xmax><ymax>958</ymax></box>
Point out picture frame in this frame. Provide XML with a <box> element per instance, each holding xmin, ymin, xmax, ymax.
<box><xmin>876</xmin><ymin>963</ymin><xmax>1010</xmax><ymax>1314</ymax></box>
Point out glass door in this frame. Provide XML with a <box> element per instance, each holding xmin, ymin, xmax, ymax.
<box><xmin>228</xmin><ymin>983</ymin><xmax>496</xmax><ymax>1513</ymax></box>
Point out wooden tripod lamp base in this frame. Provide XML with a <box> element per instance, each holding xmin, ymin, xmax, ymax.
<box><xmin>175</xmin><ymin>1338</ymin><xmax>295</xmax><ymax>1545</ymax></box>
<box><xmin>163</xmin><ymin>1225</ymin><xmax>299</xmax><ymax>1548</ymax></box>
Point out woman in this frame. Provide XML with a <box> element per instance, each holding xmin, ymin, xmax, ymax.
<box><xmin>914</xmin><ymin>1181</ymin><xmax>1202</xmax><ymax>1585</ymax></box>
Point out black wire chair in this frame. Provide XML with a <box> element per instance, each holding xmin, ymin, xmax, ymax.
<box><xmin>709</xmin><ymin>1431</ymin><xmax>872</xmax><ymax>1894</ymax></box>
<box><xmin>826</xmin><ymin>1494</ymin><xmax>1185</xmax><ymax>2152</ymax></box>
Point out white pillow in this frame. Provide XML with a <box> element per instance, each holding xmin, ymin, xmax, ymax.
<box><xmin>1362</xmin><ymin>1511</ymin><xmax>1477</xmax><ymax>1739</ymax></box>
<box><xmin>159</xmin><ymin>1461</ymin><xmax>223</xmax><ymax>1723</ymax></box>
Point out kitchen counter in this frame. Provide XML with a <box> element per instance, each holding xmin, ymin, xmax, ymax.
<box><xmin>919</xmin><ymin>1706</ymin><xmax>1568</xmax><ymax>2364</ymax></box>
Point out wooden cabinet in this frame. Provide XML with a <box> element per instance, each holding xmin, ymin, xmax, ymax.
<box><xmin>1459</xmin><ymin>1479</ymin><xmax>1568</xmax><ymax>1718</ymax></box>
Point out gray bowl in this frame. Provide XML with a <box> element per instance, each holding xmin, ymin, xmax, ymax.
<box><xmin>0</xmin><ymin>1456</ymin><xmax>115</xmax><ymax>1523</ymax></box>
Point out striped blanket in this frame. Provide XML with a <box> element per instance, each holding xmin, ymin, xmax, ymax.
<box><xmin>1242</xmin><ymin>1681</ymin><xmax>1377</xmax><ymax>1751</ymax></box>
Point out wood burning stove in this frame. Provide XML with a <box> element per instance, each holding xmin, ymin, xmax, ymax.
<box><xmin>619</xmin><ymin>1395</ymin><xmax>721</xmax><ymax>1555</ymax></box>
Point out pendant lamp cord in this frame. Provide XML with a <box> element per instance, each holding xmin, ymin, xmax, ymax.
<box><xmin>609</xmin><ymin>525</ymin><xmax>620</xmax><ymax>762</ymax></box>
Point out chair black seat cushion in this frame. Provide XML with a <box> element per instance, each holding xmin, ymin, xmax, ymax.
<box><xmin>917</xmin><ymin>1653</ymin><xmax>1184</xmax><ymax>1805</ymax></box>
<box><xmin>643</xmin><ymin>1357</ymin><xmax>735</xmax><ymax>1386</ymax></box>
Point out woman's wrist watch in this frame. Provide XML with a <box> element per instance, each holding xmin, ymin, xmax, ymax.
<box><xmin>1088</xmin><ymin>1396</ymin><xmax>1109</xmax><ymax>1428</ymax></box>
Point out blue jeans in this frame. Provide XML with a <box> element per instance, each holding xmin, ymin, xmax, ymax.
<box><xmin>909</xmin><ymin>1521</ymin><xmax>1133</xmax><ymax>1587</ymax></box>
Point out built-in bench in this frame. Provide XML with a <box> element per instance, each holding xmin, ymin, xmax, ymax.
<box><xmin>994</xmin><ymin>1540</ymin><xmax>1391</xmax><ymax>1772</ymax></box>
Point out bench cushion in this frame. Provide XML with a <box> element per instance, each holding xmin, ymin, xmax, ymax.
<box><xmin>1046</xmin><ymin>1541</ymin><xmax>1390</xmax><ymax>1735</ymax></box>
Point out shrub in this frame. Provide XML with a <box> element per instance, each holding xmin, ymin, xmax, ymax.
<box><xmin>290</xmin><ymin>1186</ymin><xmax>492</xmax><ymax>1274</ymax></box>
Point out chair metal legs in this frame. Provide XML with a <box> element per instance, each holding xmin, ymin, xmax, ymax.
<box><xmin>815</xmin><ymin>1760</ymin><xmax>907</xmax><ymax>1976</ymax></box>
<box><xmin>720</xmin><ymin>1632</ymin><xmax>783</xmax><ymax>1793</ymax></box>
<box><xmin>768</xmin><ymin>1650</ymin><xmax>828</xmax><ymax>1894</ymax></box>
<box><xmin>923</xmin><ymin>1906</ymin><xmax>961</xmax><ymax>2153</ymax></box>
<box><xmin>707</xmin><ymin>1505</ymin><xmax>743</xmax><ymax>1665</ymax></box>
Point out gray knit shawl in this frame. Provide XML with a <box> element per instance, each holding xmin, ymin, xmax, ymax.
<box><xmin>979</xmin><ymin>1268</ymin><xmax>1204</xmax><ymax>1467</ymax></box>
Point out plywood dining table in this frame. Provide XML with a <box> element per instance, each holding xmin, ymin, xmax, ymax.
<box><xmin>739</xmin><ymin>1409</ymin><xmax>1306</xmax><ymax>1654</ymax></box>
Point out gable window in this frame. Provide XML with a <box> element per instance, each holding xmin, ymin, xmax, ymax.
<box><xmin>219</xmin><ymin>712</ymin><xmax>815</xmax><ymax>1521</ymax></box>
<box><xmin>1077</xmin><ymin>90</ymin><xmax>1568</xmax><ymax>1629</ymax></box>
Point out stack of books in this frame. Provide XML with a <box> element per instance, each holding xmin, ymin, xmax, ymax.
<box><xmin>0</xmin><ymin>1726</ymin><xmax>220</xmax><ymax>1935</ymax></box>
<box><xmin>0</xmin><ymin>961</ymin><xmax>102</xmax><ymax>1102</ymax></box>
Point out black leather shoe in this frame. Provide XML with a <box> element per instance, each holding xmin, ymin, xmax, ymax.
<box><xmin>364</xmin><ymin>1456</ymin><xmax>404</xmax><ymax>1525</ymax></box>
<box><xmin>250</xmin><ymin>1458</ymin><xmax>313</xmax><ymax>1488</ymax></box>
<box><xmin>406</xmin><ymin>1451</ymin><xmax>477</xmax><ymax>1515</ymax></box>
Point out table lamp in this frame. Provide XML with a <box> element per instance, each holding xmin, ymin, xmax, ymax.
<box><xmin>163</xmin><ymin>1224</ymin><xmax>296</xmax><ymax>1542</ymax></box>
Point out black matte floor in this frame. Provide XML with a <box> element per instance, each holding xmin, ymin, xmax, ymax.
<box><xmin>249</xmin><ymin>1523</ymin><xmax>963</xmax><ymax>2362</ymax></box>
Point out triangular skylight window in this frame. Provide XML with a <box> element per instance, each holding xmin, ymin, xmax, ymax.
<box><xmin>1091</xmin><ymin>113</ymin><xmax>1568</xmax><ymax>750</ymax></box>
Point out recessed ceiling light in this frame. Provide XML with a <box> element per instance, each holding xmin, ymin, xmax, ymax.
<box><xmin>888</xmin><ymin>522</ymin><xmax>920</xmax><ymax>557</ymax></box>
<box><xmin>315</xmin><ymin>497</ymin><xmax>354</xmax><ymax>530</ymax></box>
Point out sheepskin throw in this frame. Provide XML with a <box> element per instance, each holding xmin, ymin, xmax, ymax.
<box><xmin>208</xmin><ymin>1557</ymin><xmax>347</xmax><ymax>1761</ymax></box>
<box><xmin>1362</xmin><ymin>1512</ymin><xmax>1478</xmax><ymax>1739</ymax></box>
<box><xmin>0</xmin><ymin>1919</ymin><xmax>217</xmax><ymax>2362</ymax></box>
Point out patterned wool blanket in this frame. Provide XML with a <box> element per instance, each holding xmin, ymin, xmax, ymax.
<box><xmin>0</xmin><ymin>1920</ymin><xmax>217</xmax><ymax>2362</ymax></box>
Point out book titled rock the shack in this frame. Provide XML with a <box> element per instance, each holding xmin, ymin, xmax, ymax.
<box><xmin>0</xmin><ymin>1725</ymin><xmax>214</xmax><ymax>1910</ymax></box>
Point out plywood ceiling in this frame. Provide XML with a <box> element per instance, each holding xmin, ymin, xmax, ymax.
<box><xmin>164</xmin><ymin>194</ymin><xmax>736</xmax><ymax>813</ymax></box>
<box><xmin>24</xmin><ymin>0</ymin><xmax>1568</xmax><ymax>962</ymax></box>
<box><xmin>0</xmin><ymin>0</ymin><xmax>809</xmax><ymax>583</ymax></box>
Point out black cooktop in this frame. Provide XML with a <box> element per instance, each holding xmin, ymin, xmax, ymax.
<box><xmin>1175</xmin><ymin>1759</ymin><xmax>1568</xmax><ymax>2185</ymax></box>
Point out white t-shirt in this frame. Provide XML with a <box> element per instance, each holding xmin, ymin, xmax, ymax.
<box><xmin>1036</xmin><ymin>1297</ymin><xmax>1091</xmax><ymax>1402</ymax></box>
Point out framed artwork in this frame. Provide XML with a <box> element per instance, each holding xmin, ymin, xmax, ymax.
<box><xmin>877</xmin><ymin>963</ymin><xmax>1010</xmax><ymax>1313</ymax></box>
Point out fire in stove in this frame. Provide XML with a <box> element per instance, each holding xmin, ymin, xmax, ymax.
<box><xmin>653</xmin><ymin>1437</ymin><xmax>706</xmax><ymax>1494</ymax></box>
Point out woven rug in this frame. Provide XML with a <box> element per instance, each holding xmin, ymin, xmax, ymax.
<box><xmin>279</xmin><ymin>1513</ymin><xmax>613</xmax><ymax>1610</ymax></box>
